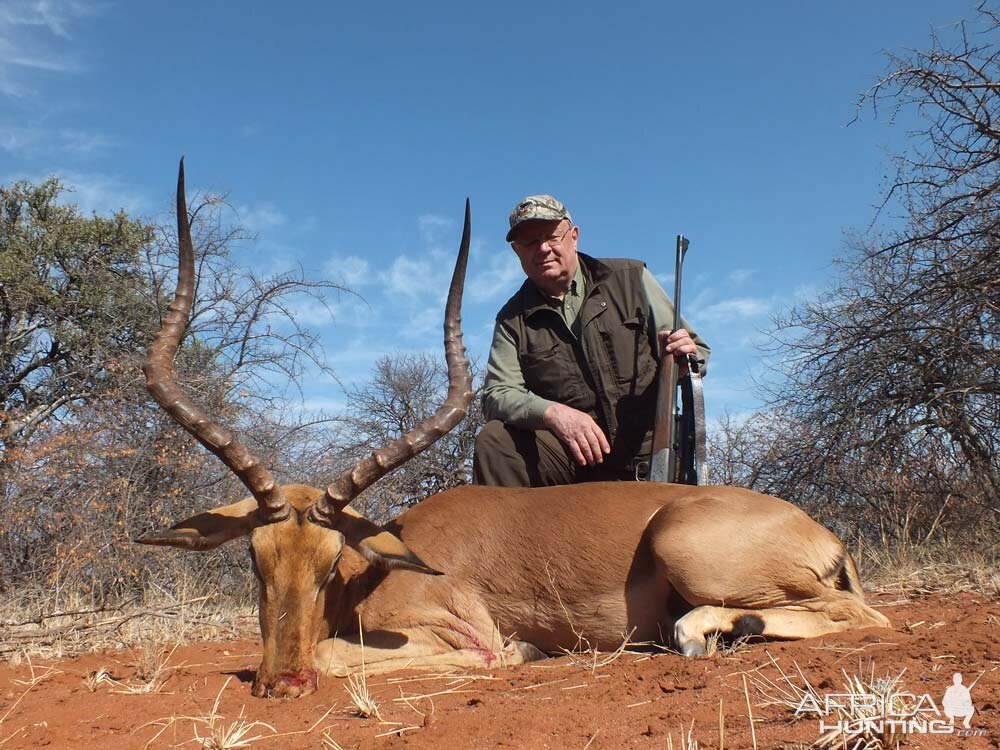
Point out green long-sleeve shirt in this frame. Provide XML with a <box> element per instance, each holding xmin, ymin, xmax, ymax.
<box><xmin>482</xmin><ymin>262</ymin><xmax>710</xmax><ymax>429</ymax></box>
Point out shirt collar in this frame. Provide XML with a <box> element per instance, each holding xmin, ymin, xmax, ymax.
<box><xmin>534</xmin><ymin>260</ymin><xmax>584</xmax><ymax>305</ymax></box>
<box><xmin>521</xmin><ymin>253</ymin><xmax>606</xmax><ymax>318</ymax></box>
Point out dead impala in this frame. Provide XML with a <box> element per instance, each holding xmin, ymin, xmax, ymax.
<box><xmin>140</xmin><ymin>161</ymin><xmax>890</xmax><ymax>698</ymax></box>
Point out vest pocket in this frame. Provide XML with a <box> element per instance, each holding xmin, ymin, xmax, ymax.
<box><xmin>521</xmin><ymin>344</ymin><xmax>570</xmax><ymax>402</ymax></box>
<box><xmin>599</xmin><ymin>314</ymin><xmax>645</xmax><ymax>391</ymax></box>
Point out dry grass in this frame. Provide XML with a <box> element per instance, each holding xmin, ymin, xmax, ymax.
<box><xmin>0</xmin><ymin>575</ymin><xmax>257</xmax><ymax>662</ymax></box>
<box><xmin>813</xmin><ymin>667</ymin><xmax>910</xmax><ymax>750</ymax></box>
<box><xmin>664</xmin><ymin>721</ymin><xmax>701</xmax><ymax>750</ymax></box>
<box><xmin>704</xmin><ymin>630</ymin><xmax>757</xmax><ymax>658</ymax></box>
<box><xmin>83</xmin><ymin>666</ymin><xmax>117</xmax><ymax>692</ymax></box>
<box><xmin>393</xmin><ymin>678</ymin><xmax>476</xmax><ymax>705</ymax></box>
<box><xmin>320</xmin><ymin>732</ymin><xmax>346</xmax><ymax>750</ymax></box>
<box><xmin>189</xmin><ymin>711</ymin><xmax>276</xmax><ymax>750</ymax></box>
<box><xmin>119</xmin><ymin>641</ymin><xmax>181</xmax><ymax>694</ymax></box>
<box><xmin>9</xmin><ymin>655</ymin><xmax>61</xmax><ymax>688</ymax></box>
<box><xmin>141</xmin><ymin>677</ymin><xmax>276</xmax><ymax>750</ymax></box>
<box><xmin>560</xmin><ymin>626</ymin><xmax>642</xmax><ymax>672</ymax></box>
<box><xmin>542</xmin><ymin>561</ymin><xmax>651</xmax><ymax>671</ymax></box>
<box><xmin>742</xmin><ymin>673</ymin><xmax>758</xmax><ymax>750</ymax></box>
<box><xmin>345</xmin><ymin>670</ymin><xmax>381</xmax><ymax>720</ymax></box>
<box><xmin>624</xmin><ymin>706</ymin><xmax>731</xmax><ymax>749</ymax></box>
<box><xmin>343</xmin><ymin>623</ymin><xmax>382</xmax><ymax>720</ymax></box>
<box><xmin>744</xmin><ymin>651</ymin><xmax>823</xmax><ymax>717</ymax></box>
<box><xmin>855</xmin><ymin>539</ymin><xmax>1000</xmax><ymax>599</ymax></box>
<box><xmin>746</xmin><ymin>653</ymin><xmax>917</xmax><ymax>750</ymax></box>
<box><xmin>0</xmin><ymin>656</ymin><xmax>61</xmax><ymax>748</ymax></box>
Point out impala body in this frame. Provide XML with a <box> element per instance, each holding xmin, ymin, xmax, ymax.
<box><xmin>141</xmin><ymin>162</ymin><xmax>889</xmax><ymax>698</ymax></box>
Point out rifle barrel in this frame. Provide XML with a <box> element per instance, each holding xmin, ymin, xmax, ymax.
<box><xmin>673</xmin><ymin>235</ymin><xmax>688</xmax><ymax>331</ymax></box>
<box><xmin>649</xmin><ymin>235</ymin><xmax>689</xmax><ymax>481</ymax></box>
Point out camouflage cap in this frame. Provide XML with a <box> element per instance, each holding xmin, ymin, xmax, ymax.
<box><xmin>506</xmin><ymin>195</ymin><xmax>572</xmax><ymax>242</ymax></box>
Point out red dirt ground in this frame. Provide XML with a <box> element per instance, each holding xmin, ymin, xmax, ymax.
<box><xmin>1</xmin><ymin>593</ymin><xmax>997</xmax><ymax>750</ymax></box>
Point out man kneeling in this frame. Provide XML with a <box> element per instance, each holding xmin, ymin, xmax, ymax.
<box><xmin>474</xmin><ymin>194</ymin><xmax>710</xmax><ymax>487</ymax></box>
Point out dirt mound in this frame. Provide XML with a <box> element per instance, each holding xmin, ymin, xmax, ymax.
<box><xmin>1</xmin><ymin>594</ymin><xmax>996</xmax><ymax>749</ymax></box>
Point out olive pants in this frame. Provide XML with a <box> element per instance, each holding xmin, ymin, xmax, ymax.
<box><xmin>472</xmin><ymin>420</ymin><xmax>644</xmax><ymax>487</ymax></box>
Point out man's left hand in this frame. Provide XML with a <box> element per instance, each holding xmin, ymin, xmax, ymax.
<box><xmin>659</xmin><ymin>328</ymin><xmax>698</xmax><ymax>358</ymax></box>
<box><xmin>659</xmin><ymin>328</ymin><xmax>698</xmax><ymax>375</ymax></box>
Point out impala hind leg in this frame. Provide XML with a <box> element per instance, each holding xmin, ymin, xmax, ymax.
<box><xmin>673</xmin><ymin>594</ymin><xmax>890</xmax><ymax>657</ymax></box>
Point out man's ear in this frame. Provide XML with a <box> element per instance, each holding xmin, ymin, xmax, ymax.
<box><xmin>334</xmin><ymin>506</ymin><xmax>442</xmax><ymax>575</ymax></box>
<box><xmin>136</xmin><ymin>498</ymin><xmax>264</xmax><ymax>551</ymax></box>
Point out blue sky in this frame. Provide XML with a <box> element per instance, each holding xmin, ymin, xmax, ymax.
<box><xmin>0</xmin><ymin>0</ymin><xmax>976</xmax><ymax>421</ymax></box>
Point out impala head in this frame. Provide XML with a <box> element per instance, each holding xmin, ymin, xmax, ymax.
<box><xmin>139</xmin><ymin>160</ymin><xmax>472</xmax><ymax>698</ymax></box>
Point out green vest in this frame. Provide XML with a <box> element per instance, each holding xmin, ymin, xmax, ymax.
<box><xmin>496</xmin><ymin>253</ymin><xmax>660</xmax><ymax>467</ymax></box>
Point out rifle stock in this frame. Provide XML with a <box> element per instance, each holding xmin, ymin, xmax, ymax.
<box><xmin>648</xmin><ymin>355</ymin><xmax>679</xmax><ymax>483</ymax></box>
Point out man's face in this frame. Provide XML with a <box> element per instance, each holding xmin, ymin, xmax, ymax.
<box><xmin>510</xmin><ymin>219</ymin><xmax>580</xmax><ymax>298</ymax></box>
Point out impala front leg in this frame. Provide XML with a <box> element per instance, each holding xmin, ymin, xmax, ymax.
<box><xmin>314</xmin><ymin>626</ymin><xmax>545</xmax><ymax>677</ymax></box>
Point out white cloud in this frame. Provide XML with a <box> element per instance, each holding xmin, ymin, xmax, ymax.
<box><xmin>304</xmin><ymin>214</ymin><xmax>513</xmax><ymax>390</ymax></box>
<box><xmin>382</xmin><ymin>253</ymin><xmax>440</xmax><ymax>299</ymax></box>
<box><xmin>791</xmin><ymin>282</ymin><xmax>823</xmax><ymax>304</ymax></box>
<box><xmin>323</xmin><ymin>254</ymin><xmax>371</xmax><ymax>288</ymax></box>
<box><xmin>0</xmin><ymin>124</ymin><xmax>112</xmax><ymax>156</ymax></box>
<box><xmin>0</xmin><ymin>1</ymin><xmax>100</xmax><ymax>100</ymax></box>
<box><xmin>0</xmin><ymin>2</ymin><xmax>110</xmax><ymax>160</ymax></box>
<box><xmin>0</xmin><ymin>1</ymin><xmax>96</xmax><ymax>38</ymax></box>
<box><xmin>417</xmin><ymin>213</ymin><xmax>453</xmax><ymax>245</ymax></box>
<box><xmin>467</xmin><ymin>240</ymin><xmax>522</xmax><ymax>303</ymax></box>
<box><xmin>706</xmin><ymin>410</ymin><xmax>760</xmax><ymax>432</ymax></box>
<box><xmin>19</xmin><ymin>169</ymin><xmax>150</xmax><ymax>216</ymax></box>
<box><xmin>727</xmin><ymin>268</ymin><xmax>755</xmax><ymax>286</ymax></box>
<box><xmin>398</xmin><ymin>305</ymin><xmax>443</xmax><ymax>339</ymax></box>
<box><xmin>296</xmin><ymin>396</ymin><xmax>347</xmax><ymax>416</ymax></box>
<box><xmin>282</xmin><ymin>297</ymin><xmax>337</xmax><ymax>328</ymax></box>
<box><xmin>240</xmin><ymin>122</ymin><xmax>263</xmax><ymax>138</ymax></box>
<box><xmin>236</xmin><ymin>202</ymin><xmax>287</xmax><ymax>232</ymax></box>
<box><xmin>653</xmin><ymin>271</ymin><xmax>675</xmax><ymax>289</ymax></box>
<box><xmin>295</xmin><ymin>215</ymin><xmax>317</xmax><ymax>235</ymax></box>
<box><xmin>277</xmin><ymin>288</ymin><xmax>375</xmax><ymax>332</ymax></box>
<box><xmin>378</xmin><ymin>212</ymin><xmax>479</xmax><ymax>302</ymax></box>
<box><xmin>697</xmin><ymin>296</ymin><xmax>773</xmax><ymax>324</ymax></box>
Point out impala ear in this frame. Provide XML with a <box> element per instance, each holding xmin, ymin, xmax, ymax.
<box><xmin>330</xmin><ymin>505</ymin><xmax>442</xmax><ymax>575</ymax></box>
<box><xmin>357</xmin><ymin>530</ymin><xmax>442</xmax><ymax>575</ymax></box>
<box><xmin>136</xmin><ymin>499</ymin><xmax>264</xmax><ymax>551</ymax></box>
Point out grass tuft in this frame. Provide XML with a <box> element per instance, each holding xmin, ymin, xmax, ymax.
<box><xmin>140</xmin><ymin>677</ymin><xmax>276</xmax><ymax>750</ymax></box>
<box><xmin>747</xmin><ymin>653</ymin><xmax>917</xmax><ymax>750</ymax></box>
<box><xmin>119</xmin><ymin>642</ymin><xmax>180</xmax><ymax>694</ymax></box>
<box><xmin>320</xmin><ymin>732</ymin><xmax>345</xmax><ymax>750</ymax></box>
<box><xmin>0</xmin><ymin>574</ymin><xmax>256</xmax><ymax>662</ymax></box>
<box><xmin>813</xmin><ymin>667</ymin><xmax>910</xmax><ymax>750</ymax></box>
<box><xmin>344</xmin><ymin>621</ymin><xmax>382</xmax><ymax>721</ymax></box>
<box><xmin>665</xmin><ymin>721</ymin><xmax>701</xmax><ymax>750</ymax></box>
<box><xmin>83</xmin><ymin>666</ymin><xmax>117</xmax><ymax>692</ymax></box>
<box><xmin>856</xmin><ymin>539</ymin><xmax>1000</xmax><ymax>598</ymax></box>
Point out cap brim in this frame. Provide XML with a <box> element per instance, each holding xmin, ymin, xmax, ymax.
<box><xmin>505</xmin><ymin>212</ymin><xmax>568</xmax><ymax>243</ymax></box>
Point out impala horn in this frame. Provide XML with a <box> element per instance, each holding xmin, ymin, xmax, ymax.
<box><xmin>143</xmin><ymin>159</ymin><xmax>290</xmax><ymax>523</ymax></box>
<box><xmin>309</xmin><ymin>199</ymin><xmax>474</xmax><ymax>526</ymax></box>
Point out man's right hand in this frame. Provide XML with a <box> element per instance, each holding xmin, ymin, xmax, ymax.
<box><xmin>542</xmin><ymin>403</ymin><xmax>611</xmax><ymax>466</ymax></box>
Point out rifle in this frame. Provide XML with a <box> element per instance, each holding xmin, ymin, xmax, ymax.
<box><xmin>648</xmin><ymin>235</ymin><xmax>707</xmax><ymax>484</ymax></box>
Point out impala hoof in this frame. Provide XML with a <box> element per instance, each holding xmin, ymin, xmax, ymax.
<box><xmin>678</xmin><ymin>640</ymin><xmax>707</xmax><ymax>657</ymax></box>
<box><xmin>673</xmin><ymin>617</ymin><xmax>707</xmax><ymax>657</ymax></box>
